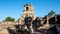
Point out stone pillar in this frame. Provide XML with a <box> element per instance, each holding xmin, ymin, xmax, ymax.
<box><xmin>30</xmin><ymin>22</ymin><xmax>34</xmax><ymax>34</ymax></box>
<box><xmin>46</xmin><ymin>16</ymin><xmax>50</xmax><ymax>28</ymax></box>
<box><xmin>47</xmin><ymin>16</ymin><xmax>49</xmax><ymax>24</ymax></box>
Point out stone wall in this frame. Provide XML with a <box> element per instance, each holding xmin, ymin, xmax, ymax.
<box><xmin>0</xmin><ymin>22</ymin><xmax>19</xmax><ymax>34</ymax></box>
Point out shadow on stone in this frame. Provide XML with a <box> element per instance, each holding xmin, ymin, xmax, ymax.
<box><xmin>7</xmin><ymin>27</ymin><xmax>19</xmax><ymax>34</ymax></box>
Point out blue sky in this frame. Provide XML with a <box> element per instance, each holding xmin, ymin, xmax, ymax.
<box><xmin>0</xmin><ymin>0</ymin><xmax>60</xmax><ymax>21</ymax></box>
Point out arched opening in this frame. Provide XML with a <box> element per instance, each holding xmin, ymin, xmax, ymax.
<box><xmin>26</xmin><ymin>7</ymin><xmax>28</xmax><ymax>11</ymax></box>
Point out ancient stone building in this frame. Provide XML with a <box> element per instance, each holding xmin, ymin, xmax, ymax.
<box><xmin>18</xmin><ymin>4</ymin><xmax>35</xmax><ymax>25</ymax></box>
<box><xmin>24</xmin><ymin>4</ymin><xmax>35</xmax><ymax>18</ymax></box>
<box><xmin>0</xmin><ymin>4</ymin><xmax>60</xmax><ymax>34</ymax></box>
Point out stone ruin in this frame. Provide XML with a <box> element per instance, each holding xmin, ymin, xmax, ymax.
<box><xmin>0</xmin><ymin>4</ymin><xmax>60</xmax><ymax>34</ymax></box>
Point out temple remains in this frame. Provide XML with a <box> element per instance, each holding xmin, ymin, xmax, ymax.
<box><xmin>0</xmin><ymin>4</ymin><xmax>60</xmax><ymax>34</ymax></box>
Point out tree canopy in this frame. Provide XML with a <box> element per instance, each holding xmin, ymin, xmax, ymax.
<box><xmin>2</xmin><ymin>17</ymin><xmax>15</xmax><ymax>22</ymax></box>
<box><xmin>44</xmin><ymin>10</ymin><xmax>55</xmax><ymax>18</ymax></box>
<box><xmin>47</xmin><ymin>10</ymin><xmax>55</xmax><ymax>17</ymax></box>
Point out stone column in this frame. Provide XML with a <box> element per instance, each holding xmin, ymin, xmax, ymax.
<box><xmin>46</xmin><ymin>16</ymin><xmax>50</xmax><ymax>29</ymax></box>
<box><xmin>30</xmin><ymin>22</ymin><xmax>34</xmax><ymax>34</ymax></box>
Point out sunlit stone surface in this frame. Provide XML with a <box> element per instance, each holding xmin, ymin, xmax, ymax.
<box><xmin>0</xmin><ymin>4</ymin><xmax>60</xmax><ymax>34</ymax></box>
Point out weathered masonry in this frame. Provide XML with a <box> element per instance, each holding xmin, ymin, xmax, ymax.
<box><xmin>0</xmin><ymin>4</ymin><xmax>60</xmax><ymax>34</ymax></box>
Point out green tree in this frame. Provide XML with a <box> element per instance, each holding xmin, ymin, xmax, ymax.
<box><xmin>44</xmin><ymin>10</ymin><xmax>55</xmax><ymax>17</ymax></box>
<box><xmin>2</xmin><ymin>17</ymin><xmax>15</xmax><ymax>22</ymax></box>
<box><xmin>47</xmin><ymin>10</ymin><xmax>55</xmax><ymax>17</ymax></box>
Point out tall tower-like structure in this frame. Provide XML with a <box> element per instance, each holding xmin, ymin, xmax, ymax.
<box><xmin>18</xmin><ymin>4</ymin><xmax>35</xmax><ymax>25</ymax></box>
<box><xmin>23</xmin><ymin>4</ymin><xmax>35</xmax><ymax>19</ymax></box>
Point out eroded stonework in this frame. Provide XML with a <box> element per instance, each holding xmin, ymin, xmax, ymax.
<box><xmin>0</xmin><ymin>4</ymin><xmax>60</xmax><ymax>34</ymax></box>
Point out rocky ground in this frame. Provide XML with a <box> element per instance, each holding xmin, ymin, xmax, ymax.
<box><xmin>0</xmin><ymin>23</ymin><xmax>59</xmax><ymax>34</ymax></box>
<box><xmin>0</xmin><ymin>25</ymin><xmax>59</xmax><ymax>34</ymax></box>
